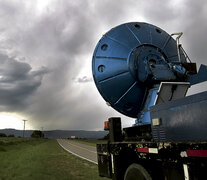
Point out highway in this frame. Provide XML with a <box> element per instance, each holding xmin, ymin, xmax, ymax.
<box><xmin>57</xmin><ymin>139</ymin><xmax>98</xmax><ymax>164</ymax></box>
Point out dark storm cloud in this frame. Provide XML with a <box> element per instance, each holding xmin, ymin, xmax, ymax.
<box><xmin>0</xmin><ymin>54</ymin><xmax>48</xmax><ymax>111</ymax></box>
<box><xmin>0</xmin><ymin>0</ymin><xmax>206</xmax><ymax>130</ymax></box>
<box><xmin>9</xmin><ymin>0</ymin><xmax>133</xmax><ymax>130</ymax></box>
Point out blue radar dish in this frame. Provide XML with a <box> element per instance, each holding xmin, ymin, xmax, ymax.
<box><xmin>92</xmin><ymin>22</ymin><xmax>186</xmax><ymax>118</ymax></box>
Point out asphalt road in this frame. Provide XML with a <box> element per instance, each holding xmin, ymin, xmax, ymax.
<box><xmin>57</xmin><ymin>139</ymin><xmax>98</xmax><ymax>164</ymax></box>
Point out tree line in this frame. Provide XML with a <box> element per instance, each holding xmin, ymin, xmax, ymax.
<box><xmin>0</xmin><ymin>130</ymin><xmax>44</xmax><ymax>138</ymax></box>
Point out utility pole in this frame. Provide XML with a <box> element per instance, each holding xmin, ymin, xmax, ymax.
<box><xmin>41</xmin><ymin>127</ymin><xmax>44</xmax><ymax>138</ymax></box>
<box><xmin>22</xmin><ymin>120</ymin><xmax>27</xmax><ymax>138</ymax></box>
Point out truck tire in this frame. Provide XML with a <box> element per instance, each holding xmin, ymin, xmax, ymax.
<box><xmin>124</xmin><ymin>163</ymin><xmax>152</xmax><ymax>180</ymax></box>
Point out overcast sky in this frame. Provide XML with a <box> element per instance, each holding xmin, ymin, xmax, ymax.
<box><xmin>0</xmin><ymin>0</ymin><xmax>206</xmax><ymax>130</ymax></box>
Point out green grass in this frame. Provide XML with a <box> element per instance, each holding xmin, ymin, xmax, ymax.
<box><xmin>0</xmin><ymin>138</ymin><xmax>108</xmax><ymax>180</ymax></box>
<box><xmin>69</xmin><ymin>139</ymin><xmax>107</xmax><ymax>147</ymax></box>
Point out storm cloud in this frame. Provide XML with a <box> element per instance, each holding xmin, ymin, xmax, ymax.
<box><xmin>0</xmin><ymin>0</ymin><xmax>206</xmax><ymax>130</ymax></box>
<box><xmin>0</xmin><ymin>54</ymin><xmax>48</xmax><ymax>111</ymax></box>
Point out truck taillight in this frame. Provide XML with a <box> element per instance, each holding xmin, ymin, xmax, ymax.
<box><xmin>104</xmin><ymin>121</ymin><xmax>109</xmax><ymax>131</ymax></box>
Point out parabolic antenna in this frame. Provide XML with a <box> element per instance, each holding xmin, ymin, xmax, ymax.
<box><xmin>92</xmin><ymin>22</ymin><xmax>186</xmax><ymax>118</ymax></box>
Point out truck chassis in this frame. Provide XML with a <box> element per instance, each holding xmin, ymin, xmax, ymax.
<box><xmin>97</xmin><ymin>91</ymin><xmax>207</xmax><ymax>180</ymax></box>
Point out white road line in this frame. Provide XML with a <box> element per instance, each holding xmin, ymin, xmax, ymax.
<box><xmin>57</xmin><ymin>139</ymin><xmax>98</xmax><ymax>165</ymax></box>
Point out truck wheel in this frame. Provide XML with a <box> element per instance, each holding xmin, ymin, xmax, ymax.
<box><xmin>124</xmin><ymin>163</ymin><xmax>152</xmax><ymax>180</ymax></box>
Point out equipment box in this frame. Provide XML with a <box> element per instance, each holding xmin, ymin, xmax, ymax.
<box><xmin>151</xmin><ymin>91</ymin><xmax>207</xmax><ymax>142</ymax></box>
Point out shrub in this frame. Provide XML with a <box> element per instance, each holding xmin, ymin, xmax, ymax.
<box><xmin>0</xmin><ymin>133</ymin><xmax>7</xmax><ymax>137</ymax></box>
<box><xmin>8</xmin><ymin>134</ymin><xmax>15</xmax><ymax>137</ymax></box>
<box><xmin>31</xmin><ymin>130</ymin><xmax>44</xmax><ymax>138</ymax></box>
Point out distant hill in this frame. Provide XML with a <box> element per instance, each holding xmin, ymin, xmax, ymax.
<box><xmin>0</xmin><ymin>129</ymin><xmax>107</xmax><ymax>139</ymax></box>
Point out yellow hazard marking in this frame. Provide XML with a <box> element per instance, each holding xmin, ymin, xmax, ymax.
<box><xmin>65</xmin><ymin>140</ymin><xmax>97</xmax><ymax>154</ymax></box>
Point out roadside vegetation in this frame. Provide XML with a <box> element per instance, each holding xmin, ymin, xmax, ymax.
<box><xmin>0</xmin><ymin>137</ymin><xmax>108</xmax><ymax>180</ymax></box>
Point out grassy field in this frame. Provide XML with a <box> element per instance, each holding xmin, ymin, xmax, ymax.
<box><xmin>0</xmin><ymin>137</ymin><xmax>108</xmax><ymax>180</ymax></box>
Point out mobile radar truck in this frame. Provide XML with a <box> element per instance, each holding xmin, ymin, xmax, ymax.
<box><xmin>92</xmin><ymin>22</ymin><xmax>207</xmax><ymax>180</ymax></box>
